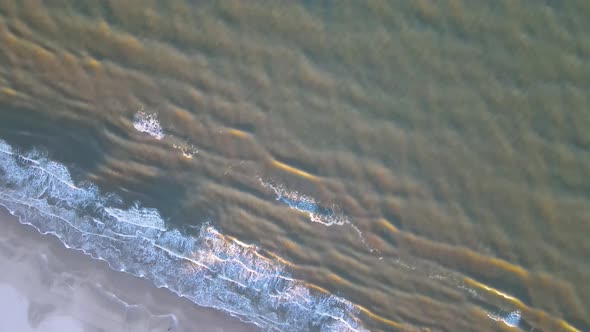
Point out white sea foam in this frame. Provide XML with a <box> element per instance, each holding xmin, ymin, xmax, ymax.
<box><xmin>104</xmin><ymin>202</ymin><xmax>166</xmax><ymax>231</ymax></box>
<box><xmin>133</xmin><ymin>110</ymin><xmax>165</xmax><ymax>140</ymax></box>
<box><xmin>0</xmin><ymin>139</ymin><xmax>368</xmax><ymax>332</ymax></box>
<box><xmin>259</xmin><ymin>179</ymin><xmax>347</xmax><ymax>226</ymax></box>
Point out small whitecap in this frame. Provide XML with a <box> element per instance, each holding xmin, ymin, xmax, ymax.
<box><xmin>133</xmin><ymin>110</ymin><xmax>164</xmax><ymax>140</ymax></box>
<box><xmin>259</xmin><ymin>178</ymin><xmax>346</xmax><ymax>226</ymax></box>
<box><xmin>258</xmin><ymin>177</ymin><xmax>379</xmax><ymax>254</ymax></box>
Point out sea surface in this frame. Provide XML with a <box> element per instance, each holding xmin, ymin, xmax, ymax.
<box><xmin>1</xmin><ymin>1</ymin><xmax>589</xmax><ymax>331</ymax></box>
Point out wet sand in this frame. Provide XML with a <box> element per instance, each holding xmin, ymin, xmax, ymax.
<box><xmin>0</xmin><ymin>207</ymin><xmax>259</xmax><ymax>332</ymax></box>
<box><xmin>0</xmin><ymin>284</ymin><xmax>83</xmax><ymax>332</ymax></box>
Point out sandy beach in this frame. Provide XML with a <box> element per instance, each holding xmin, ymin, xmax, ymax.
<box><xmin>0</xmin><ymin>207</ymin><xmax>259</xmax><ymax>332</ymax></box>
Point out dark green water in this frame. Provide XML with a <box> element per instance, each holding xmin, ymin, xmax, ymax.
<box><xmin>1</xmin><ymin>1</ymin><xmax>589</xmax><ymax>331</ymax></box>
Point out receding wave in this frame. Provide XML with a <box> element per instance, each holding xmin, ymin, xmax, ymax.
<box><xmin>0</xmin><ymin>139</ymin><xmax>367</xmax><ymax>332</ymax></box>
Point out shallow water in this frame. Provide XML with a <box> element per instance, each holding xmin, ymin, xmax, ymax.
<box><xmin>0</xmin><ymin>1</ymin><xmax>589</xmax><ymax>331</ymax></box>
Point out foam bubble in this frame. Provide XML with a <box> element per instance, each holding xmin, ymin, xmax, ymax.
<box><xmin>0</xmin><ymin>139</ymin><xmax>368</xmax><ymax>332</ymax></box>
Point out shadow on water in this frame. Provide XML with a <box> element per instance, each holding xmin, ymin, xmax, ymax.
<box><xmin>0</xmin><ymin>105</ymin><xmax>190</xmax><ymax>227</ymax></box>
<box><xmin>0</xmin><ymin>105</ymin><xmax>106</xmax><ymax>173</ymax></box>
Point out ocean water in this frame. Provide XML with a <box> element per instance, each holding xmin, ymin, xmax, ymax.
<box><xmin>1</xmin><ymin>1</ymin><xmax>589</xmax><ymax>331</ymax></box>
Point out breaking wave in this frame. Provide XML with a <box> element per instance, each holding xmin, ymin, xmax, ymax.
<box><xmin>0</xmin><ymin>139</ymin><xmax>367</xmax><ymax>332</ymax></box>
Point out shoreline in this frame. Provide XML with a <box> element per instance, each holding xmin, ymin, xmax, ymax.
<box><xmin>0</xmin><ymin>206</ymin><xmax>259</xmax><ymax>332</ymax></box>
